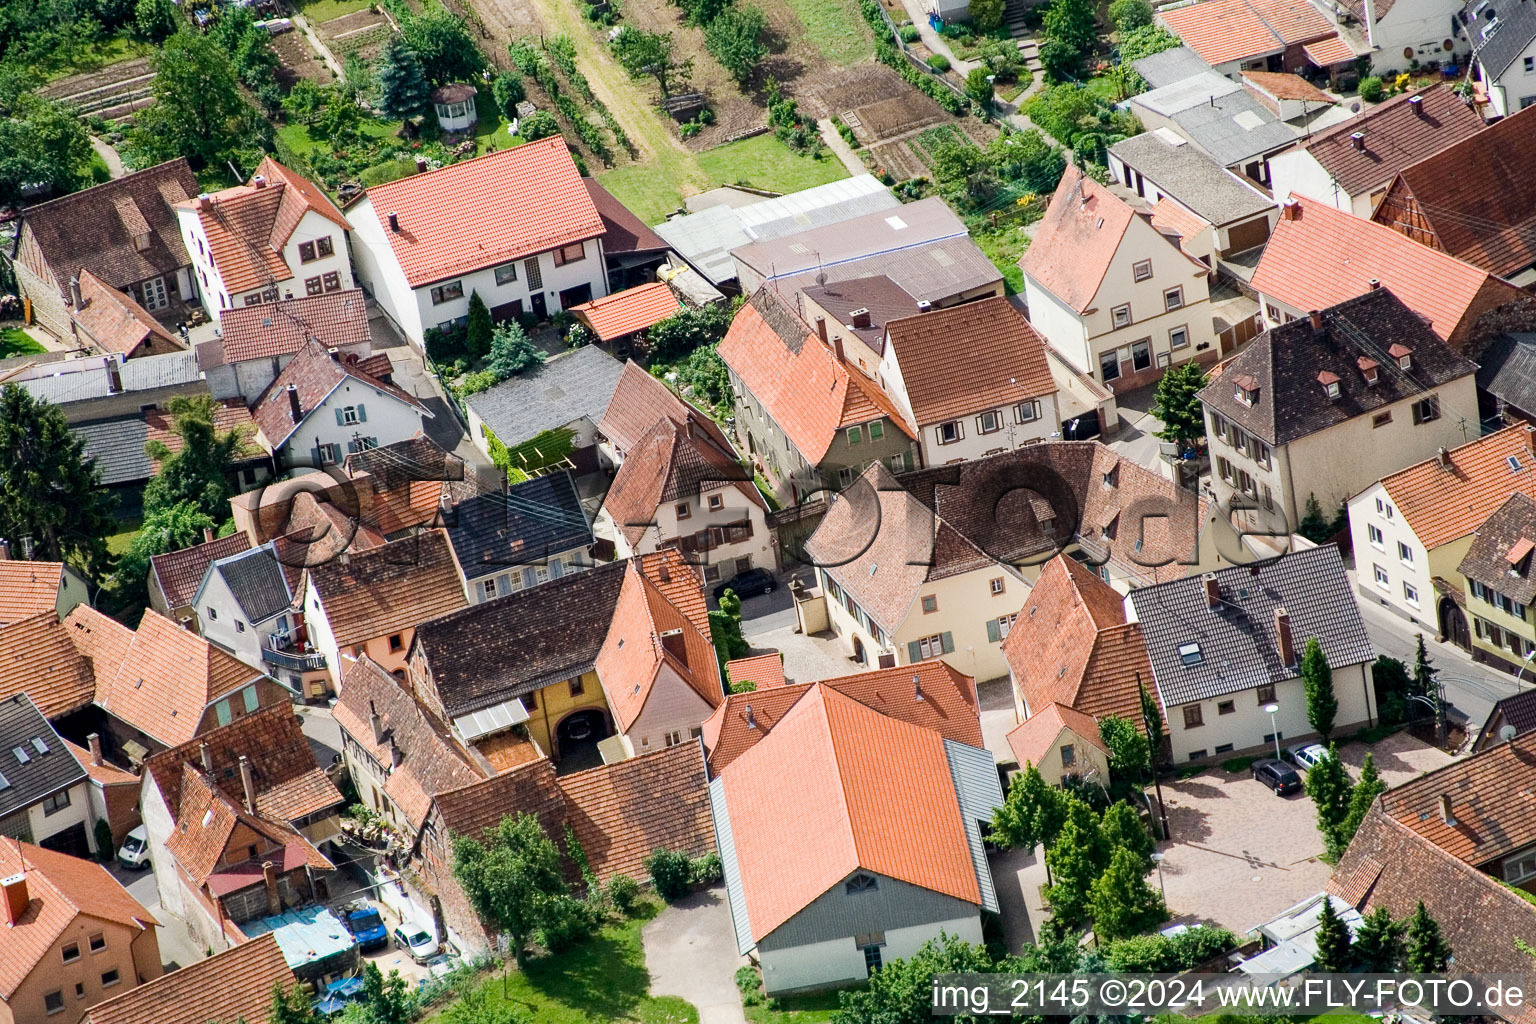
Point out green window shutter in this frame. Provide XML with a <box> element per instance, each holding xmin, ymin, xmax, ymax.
<box><xmin>215</xmin><ymin>700</ymin><xmax>231</xmax><ymax>727</ymax></box>
<box><xmin>869</xmin><ymin>420</ymin><xmax>884</xmax><ymax>440</ymax></box>
<box><xmin>243</xmin><ymin>685</ymin><xmax>259</xmax><ymax>713</ymax></box>
<box><xmin>356</xmin><ymin>404</ymin><xmax>367</xmax><ymax>423</ymax></box>
<box><xmin>907</xmin><ymin>640</ymin><xmax>922</xmax><ymax>662</ymax></box>
<box><xmin>902</xmin><ymin>451</ymin><xmax>914</xmax><ymax>472</ymax></box>
<box><xmin>335</xmin><ymin>408</ymin><xmax>346</xmax><ymax>426</ymax></box>
<box><xmin>941</xmin><ymin>631</ymin><xmax>955</xmax><ymax>654</ymax></box>
<box><xmin>986</xmin><ymin>619</ymin><xmax>1001</xmax><ymax>644</ymax></box>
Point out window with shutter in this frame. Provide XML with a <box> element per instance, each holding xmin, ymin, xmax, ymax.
<box><xmin>907</xmin><ymin>640</ymin><xmax>922</xmax><ymax>662</ymax></box>
<box><xmin>941</xmin><ymin>631</ymin><xmax>954</xmax><ymax>654</ymax></box>
<box><xmin>986</xmin><ymin>619</ymin><xmax>1001</xmax><ymax>643</ymax></box>
<box><xmin>356</xmin><ymin>404</ymin><xmax>366</xmax><ymax>423</ymax></box>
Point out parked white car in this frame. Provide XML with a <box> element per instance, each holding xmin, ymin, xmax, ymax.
<box><xmin>1283</xmin><ymin>743</ymin><xmax>1331</xmax><ymax>771</ymax></box>
<box><xmin>393</xmin><ymin>924</ymin><xmax>439</xmax><ymax>963</ymax></box>
<box><xmin>118</xmin><ymin>826</ymin><xmax>151</xmax><ymax>870</ymax></box>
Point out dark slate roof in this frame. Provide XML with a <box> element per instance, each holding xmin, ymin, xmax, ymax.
<box><xmin>443</xmin><ymin>472</ymin><xmax>593</xmax><ymax>583</ymax></box>
<box><xmin>463</xmin><ymin>346</ymin><xmax>625</xmax><ymax>446</ymax></box>
<box><xmin>1457</xmin><ymin>492</ymin><xmax>1536</xmax><ymax>603</ymax></box>
<box><xmin>1476</xmin><ymin>332</ymin><xmax>1536</xmax><ymax>414</ymax></box>
<box><xmin>412</xmin><ymin>560</ymin><xmax>627</xmax><ymax>717</ymax></box>
<box><xmin>0</xmin><ymin>694</ymin><xmax>87</xmax><ymax>820</ymax></box>
<box><xmin>1477</xmin><ymin>687</ymin><xmax>1536</xmax><ymax>747</ymax></box>
<box><xmin>73</xmin><ymin>417</ymin><xmax>153</xmax><ymax>486</ymax></box>
<box><xmin>1196</xmin><ymin>288</ymin><xmax>1478</xmax><ymax>445</ymax></box>
<box><xmin>1129</xmin><ymin>544</ymin><xmax>1373</xmax><ymax>706</ymax></box>
<box><xmin>211</xmin><ymin>545</ymin><xmax>294</xmax><ymax>624</ymax></box>
<box><xmin>583</xmin><ymin>179</ymin><xmax>668</xmax><ymax>256</ymax></box>
<box><xmin>799</xmin><ymin>275</ymin><xmax>920</xmax><ymax>357</ymax></box>
<box><xmin>1464</xmin><ymin>0</ymin><xmax>1536</xmax><ymax>79</ymax></box>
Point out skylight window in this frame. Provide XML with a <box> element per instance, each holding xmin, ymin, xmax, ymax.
<box><xmin>30</xmin><ymin>738</ymin><xmax>48</xmax><ymax>755</ymax></box>
<box><xmin>1178</xmin><ymin>641</ymin><xmax>1203</xmax><ymax>666</ymax></box>
<box><xmin>0</xmin><ymin>771</ymin><xmax>9</xmax><ymax>791</ymax></box>
<box><xmin>12</xmin><ymin>747</ymin><xmax>29</xmax><ymax>764</ymax></box>
<box><xmin>1510</xmin><ymin>456</ymin><xmax>1523</xmax><ymax>472</ymax></box>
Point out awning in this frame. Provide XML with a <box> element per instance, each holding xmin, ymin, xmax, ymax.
<box><xmin>452</xmin><ymin>699</ymin><xmax>530</xmax><ymax>742</ymax></box>
<box><xmin>1303</xmin><ymin>35</ymin><xmax>1356</xmax><ymax>67</ymax></box>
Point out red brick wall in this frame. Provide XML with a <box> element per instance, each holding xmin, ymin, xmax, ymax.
<box><xmin>100</xmin><ymin>780</ymin><xmax>142</xmax><ymax>848</ymax></box>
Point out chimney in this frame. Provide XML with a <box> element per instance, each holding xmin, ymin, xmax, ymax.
<box><xmin>1274</xmin><ymin>607</ymin><xmax>1296</xmax><ymax>667</ymax></box>
<box><xmin>1</xmin><ymin>873</ymin><xmax>28</xmax><ymax>926</ymax></box>
<box><xmin>387</xmin><ymin>211</ymin><xmax>400</xmax><ymax>232</ymax></box>
<box><xmin>1438</xmin><ymin>793</ymin><xmax>1456</xmax><ymax>825</ymax></box>
<box><xmin>1350</xmin><ymin>131</ymin><xmax>1365</xmax><ymax>151</ymax></box>
<box><xmin>814</xmin><ymin>315</ymin><xmax>827</xmax><ymax>342</ymax></box>
<box><xmin>1367</xmin><ymin>277</ymin><xmax>1381</xmax><ymax>291</ymax></box>
<box><xmin>913</xmin><ymin>673</ymin><xmax>924</xmax><ymax>702</ymax></box>
<box><xmin>286</xmin><ymin>384</ymin><xmax>301</xmax><ymax>423</ymax></box>
<box><xmin>87</xmin><ymin>733</ymin><xmax>103</xmax><ymax>768</ymax></box>
<box><xmin>1409</xmin><ymin>94</ymin><xmax>1424</xmax><ymax>116</ymax></box>
<box><xmin>660</xmin><ymin>628</ymin><xmax>688</xmax><ymax>666</ymax></box>
<box><xmin>252</xmin><ymin>174</ymin><xmax>267</xmax><ymax>189</ymax></box>
<box><xmin>415</xmin><ymin>157</ymin><xmax>428</xmax><ymax>174</ymax></box>
<box><xmin>916</xmin><ymin>300</ymin><xmax>932</xmax><ymax>314</ymax></box>
<box><xmin>203</xmin><ymin>526</ymin><xmax>215</xmax><ymax>544</ymax></box>
<box><xmin>850</xmin><ymin>307</ymin><xmax>872</xmax><ymax>329</ymax></box>
<box><xmin>745</xmin><ymin>704</ymin><xmax>756</xmax><ymax>730</ymax></box>
<box><xmin>684</xmin><ymin>416</ymin><xmax>695</xmax><ymax>439</ymax></box>
<box><xmin>197</xmin><ymin>193</ymin><xmax>212</xmax><ymax>211</ymax></box>
<box><xmin>199</xmin><ymin>741</ymin><xmax>212</xmax><ymax>773</ymax></box>
<box><xmin>831</xmin><ymin>335</ymin><xmax>845</xmax><ymax>364</ymax></box>
<box><xmin>1526</xmin><ymin>423</ymin><xmax>1536</xmax><ymax>456</ymax></box>
<box><xmin>1202</xmin><ymin>572</ymin><xmax>1220</xmax><ymax>609</ymax></box>
<box><xmin>1436</xmin><ymin>446</ymin><xmax>1451</xmax><ymax>468</ymax></box>
<box><xmin>262</xmin><ymin>861</ymin><xmax>281</xmax><ymax>916</ymax></box>
<box><xmin>369</xmin><ymin>699</ymin><xmax>383</xmax><ymax>744</ymax></box>
<box><xmin>1309</xmin><ymin>309</ymin><xmax>1324</xmax><ymax>332</ymax></box>
<box><xmin>105</xmin><ymin>361</ymin><xmax>122</xmax><ymax>396</ymax></box>
<box><xmin>388</xmin><ymin>737</ymin><xmax>403</xmax><ymax>769</ymax></box>
<box><xmin>238</xmin><ymin>755</ymin><xmax>256</xmax><ymax>815</ymax></box>
<box><xmin>1281</xmin><ymin>199</ymin><xmax>1300</xmax><ymax>221</ymax></box>
<box><xmin>68</xmin><ymin>276</ymin><xmax>82</xmax><ymax>309</ymax></box>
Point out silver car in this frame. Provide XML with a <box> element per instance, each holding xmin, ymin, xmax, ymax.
<box><xmin>1284</xmin><ymin>743</ymin><xmax>1331</xmax><ymax>771</ymax></box>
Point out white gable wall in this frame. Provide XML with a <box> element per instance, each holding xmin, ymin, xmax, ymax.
<box><xmin>272</xmin><ymin>377</ymin><xmax>427</xmax><ymax>470</ymax></box>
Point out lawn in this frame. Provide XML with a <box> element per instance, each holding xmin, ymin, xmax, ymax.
<box><xmin>472</xmin><ymin>90</ymin><xmax>523</xmax><ymax>155</ymax></box>
<box><xmin>0</xmin><ymin>329</ymin><xmax>45</xmax><ymax>357</ymax></box>
<box><xmin>295</xmin><ymin>0</ymin><xmax>375</xmax><ymax>21</ymax></box>
<box><xmin>43</xmin><ymin>32</ymin><xmax>150</xmax><ymax>81</ymax></box>
<box><xmin>697</xmin><ymin>135</ymin><xmax>849</xmax><ymax>195</ymax></box>
<box><xmin>277</xmin><ymin>116</ymin><xmax>402</xmax><ymax>159</ymax></box>
<box><xmin>745</xmin><ymin>990</ymin><xmax>843</xmax><ymax>1024</ymax></box>
<box><xmin>970</xmin><ymin>219</ymin><xmax>1030</xmax><ymax>295</ymax></box>
<box><xmin>780</xmin><ymin>0</ymin><xmax>874</xmax><ymax>65</ymax></box>
<box><xmin>430</xmin><ymin>902</ymin><xmax>698</xmax><ymax>1024</ymax></box>
<box><xmin>106</xmin><ymin>518</ymin><xmax>143</xmax><ymax>558</ymax></box>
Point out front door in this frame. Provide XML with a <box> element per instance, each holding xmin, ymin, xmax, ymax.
<box><xmin>530</xmin><ymin>291</ymin><xmax>548</xmax><ymax>322</ymax></box>
<box><xmin>140</xmin><ymin>276</ymin><xmax>169</xmax><ymax>310</ymax></box>
<box><xmin>1440</xmin><ymin>598</ymin><xmax>1471</xmax><ymax>651</ymax></box>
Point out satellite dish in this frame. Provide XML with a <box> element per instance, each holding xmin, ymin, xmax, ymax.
<box><xmin>1502</xmin><ymin>724</ymin><xmax>1519</xmax><ymax>743</ymax></box>
<box><xmin>815</xmin><ymin>270</ymin><xmax>828</xmax><ymax>287</ymax></box>
<box><xmin>1350</xmin><ymin>101</ymin><xmax>1361</xmax><ymax>112</ymax></box>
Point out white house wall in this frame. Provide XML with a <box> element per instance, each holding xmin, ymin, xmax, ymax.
<box><xmin>1165</xmin><ymin>662</ymin><xmax>1375</xmax><ymax>762</ymax></box>
<box><xmin>1267</xmin><ymin>151</ymin><xmax>1371</xmax><ymax>216</ymax></box>
<box><xmin>278</xmin><ymin>378</ymin><xmax>428</xmax><ymax>470</ymax></box>
<box><xmin>139</xmin><ymin>771</ymin><xmax>186</xmax><ymax>919</ymax></box>
<box><xmin>759</xmin><ymin>915</ymin><xmax>983</xmax><ymax>996</ymax></box>
<box><xmin>1021</xmin><ymin>278</ymin><xmax>1093</xmax><ymax>376</ymax></box>
<box><xmin>411</xmin><ymin>238</ymin><xmax>608</xmax><ymax>336</ymax></box>
<box><xmin>27</xmin><ymin>781</ymin><xmax>93</xmax><ymax>852</ymax></box>
<box><xmin>348</xmin><ymin>197</ymin><xmax>426</xmax><ymax>342</ymax></box>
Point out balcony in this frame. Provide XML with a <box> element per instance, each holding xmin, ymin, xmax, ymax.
<box><xmin>261</xmin><ymin>634</ymin><xmax>328</xmax><ymax>673</ymax></box>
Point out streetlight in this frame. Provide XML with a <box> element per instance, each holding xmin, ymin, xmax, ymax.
<box><xmin>1516</xmin><ymin>649</ymin><xmax>1536</xmax><ymax>690</ymax></box>
<box><xmin>1150</xmin><ymin>851</ymin><xmax>1166</xmax><ymax>900</ymax></box>
<box><xmin>1263</xmin><ymin>703</ymin><xmax>1281</xmax><ymax>760</ymax></box>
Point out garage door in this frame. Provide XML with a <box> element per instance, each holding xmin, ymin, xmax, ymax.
<box><xmin>1224</xmin><ymin>216</ymin><xmax>1271</xmax><ymax>256</ymax></box>
<box><xmin>40</xmin><ymin>822</ymin><xmax>89</xmax><ymax>859</ymax></box>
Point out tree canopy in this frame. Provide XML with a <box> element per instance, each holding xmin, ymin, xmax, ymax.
<box><xmin>613</xmin><ymin>28</ymin><xmax>693</xmax><ymax>100</ymax></box>
<box><xmin>399</xmin><ymin>7</ymin><xmax>484</xmax><ymax>86</ymax></box>
<box><xmin>451</xmin><ymin>813</ymin><xmax>570</xmax><ymax>959</ymax></box>
<box><xmin>992</xmin><ymin>762</ymin><xmax>1069</xmax><ymax>853</ymax></box>
<box><xmin>1301</xmin><ymin>636</ymin><xmax>1338</xmax><ymax>741</ymax></box>
<box><xmin>704</xmin><ymin>5</ymin><xmax>767</xmax><ymax>85</ymax></box>
<box><xmin>1089</xmin><ymin>844</ymin><xmax>1168</xmax><ymax>941</ymax></box>
<box><xmin>1151</xmin><ymin>362</ymin><xmax>1207</xmax><ymax>449</ymax></box>
<box><xmin>127</xmin><ymin>31</ymin><xmax>267</xmax><ymax>170</ymax></box>
<box><xmin>376</xmin><ymin>34</ymin><xmax>431</xmax><ymax>120</ymax></box>
<box><xmin>142</xmin><ymin>394</ymin><xmax>249</xmax><ymax>523</ymax></box>
<box><xmin>0</xmin><ymin>93</ymin><xmax>94</xmax><ymax>204</ymax></box>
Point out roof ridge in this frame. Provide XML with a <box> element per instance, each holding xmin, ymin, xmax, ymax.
<box><xmin>807</xmin><ymin>685</ymin><xmax>865</xmax><ymax>873</ymax></box>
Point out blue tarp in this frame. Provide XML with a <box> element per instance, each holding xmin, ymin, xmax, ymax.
<box><xmin>244</xmin><ymin>906</ymin><xmax>358</xmax><ymax>977</ymax></box>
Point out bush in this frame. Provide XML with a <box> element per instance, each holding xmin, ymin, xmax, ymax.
<box><xmin>1117</xmin><ymin>23</ymin><xmax>1180</xmax><ymax>61</ymax></box>
<box><xmin>969</xmin><ymin>0</ymin><xmax>1005</xmax><ymax>30</ymax></box>
<box><xmin>966</xmin><ymin>66</ymin><xmax>994</xmax><ymax>104</ymax></box>
<box><xmin>94</xmin><ymin>820</ymin><xmax>115</xmax><ymax>862</ymax></box>
<box><xmin>927</xmin><ymin>53</ymin><xmax>951</xmax><ymax>72</ymax></box>
<box><xmin>646</xmin><ymin>848</ymin><xmax>694</xmax><ymax>901</ymax></box>
<box><xmin>648</xmin><ymin>303</ymin><xmax>735</xmax><ymax>363</ymax></box>
<box><xmin>425</xmin><ymin>324</ymin><xmax>468</xmax><ymax>364</ymax></box>
<box><xmin>1108</xmin><ymin>0</ymin><xmax>1152</xmax><ymax>31</ymax></box>
<box><xmin>736</xmin><ymin>966</ymin><xmax>765</xmax><ymax>1007</ymax></box>
<box><xmin>1359</xmin><ymin>75</ymin><xmax>1384</xmax><ymax>102</ymax></box>
<box><xmin>538</xmin><ymin>894</ymin><xmax>597</xmax><ymax>952</ymax></box>
<box><xmin>899</xmin><ymin>23</ymin><xmax>920</xmax><ymax>41</ymax></box>
<box><xmin>690</xmin><ymin>852</ymin><xmax>723</xmax><ymax>886</ymax></box>
<box><xmin>1037</xmin><ymin>36</ymin><xmax>1082</xmax><ymax>81</ymax></box>
<box><xmin>565</xmin><ymin>321</ymin><xmax>593</xmax><ymax>348</ymax></box>
<box><xmin>492</xmin><ymin>71</ymin><xmax>525</xmax><ymax>117</ymax></box>
<box><xmin>1102</xmin><ymin>926</ymin><xmax>1237</xmax><ymax>972</ymax></box>
<box><xmin>517</xmin><ymin>110</ymin><xmax>560</xmax><ymax>141</ymax></box>
<box><xmin>606</xmin><ymin>874</ymin><xmax>642</xmax><ymax>915</ymax></box>
<box><xmin>453</xmin><ymin>369</ymin><xmax>501</xmax><ymax>397</ymax></box>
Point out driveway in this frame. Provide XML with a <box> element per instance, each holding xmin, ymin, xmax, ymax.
<box><xmin>642</xmin><ymin>888</ymin><xmax>747</xmax><ymax>1024</ymax></box>
<box><xmin>107</xmin><ymin>862</ymin><xmax>205</xmax><ymax>971</ymax></box>
<box><xmin>978</xmin><ymin>677</ymin><xmax>1019</xmax><ymax>768</ymax></box>
<box><xmin>740</xmin><ymin>624</ymin><xmax>860</xmax><ymax>684</ymax></box>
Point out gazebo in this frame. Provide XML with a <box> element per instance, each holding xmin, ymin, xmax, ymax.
<box><xmin>431</xmin><ymin>83</ymin><xmax>479</xmax><ymax>131</ymax></box>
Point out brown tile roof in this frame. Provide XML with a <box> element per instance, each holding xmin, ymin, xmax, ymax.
<box><xmin>723</xmin><ymin>653</ymin><xmax>785</xmax><ymax>691</ymax></box>
<box><xmin>1158</xmin><ymin>0</ymin><xmax>1334</xmax><ymax>65</ymax></box>
<box><xmin>79</xmin><ymin>933</ymin><xmax>293</xmax><ymax>1024</ymax></box>
<box><xmin>570</xmin><ymin>283</ymin><xmax>680</xmax><ymax>344</ymax></box>
<box><xmin>717</xmin><ymin>290</ymin><xmax>915</xmax><ymax>464</ymax></box>
<box><xmin>163</xmin><ymin>767</ymin><xmax>330</xmax><ymax>887</ymax></box>
<box><xmin>1374</xmin><ymin>103</ymin><xmax>1536</xmax><ymax>278</ymax></box>
<box><xmin>719</xmin><ymin>685</ymin><xmax>981</xmax><ymax>944</ymax></box>
<box><xmin>602</xmin><ymin>416</ymin><xmax>762</xmax><ymax>546</ymax></box>
<box><xmin>71</xmin><ymin>270</ymin><xmax>183</xmax><ymax>358</ymax></box>
<box><xmin>0</xmin><ymin>560</ymin><xmax>64</xmax><ymax>625</ymax></box>
<box><xmin>331</xmin><ymin>657</ymin><xmax>485</xmax><ymax>830</ymax></box>
<box><xmin>582</xmin><ymin>178</ymin><xmax>668</xmax><ymax>257</ymax></box>
<box><xmin>1284</xmin><ymin>86</ymin><xmax>1483</xmax><ymax>196</ymax></box>
<box><xmin>143</xmin><ymin>702</ymin><xmax>339</xmax><ymax>827</ymax></box>
<box><xmin>640</xmin><ymin>549</ymin><xmax>712</xmax><ymax>637</ymax></box>
<box><xmin>1458</xmin><ymin>492</ymin><xmax>1536</xmax><ymax>603</ymax></box>
<box><xmin>701</xmin><ymin>660</ymin><xmax>982</xmax><ymax>775</ymax></box>
<box><xmin>1006</xmin><ymin>702</ymin><xmax>1109</xmax><ymax>769</ymax></box>
<box><xmin>1378</xmin><ymin>423</ymin><xmax>1536</xmax><ymax>551</ymax></box>
<box><xmin>1240</xmin><ymin>70</ymin><xmax>1333</xmax><ymax>103</ymax></box>
<box><xmin>598</xmin><ymin>360</ymin><xmax>734</xmax><ymax>459</ymax></box>
<box><xmin>1021</xmin><ymin>168</ymin><xmax>1138</xmax><ymax>314</ymax></box>
<box><xmin>62</xmin><ymin>606</ymin><xmax>134</xmax><ymax>688</ymax></box>
<box><xmin>59</xmin><ymin>738</ymin><xmax>137</xmax><ymax>787</ymax></box>
<box><xmin>1254</xmin><ymin>195</ymin><xmax>1524</xmax><ymax>346</ymax></box>
<box><xmin>150</xmin><ymin>533</ymin><xmax>254</xmax><ymax>612</ymax></box>
<box><xmin>799</xmin><ymin>275</ymin><xmax>920</xmax><ymax>358</ymax></box>
<box><xmin>218</xmin><ymin>289</ymin><xmax>371</xmax><ymax>364</ymax></box>
<box><xmin>145</xmin><ymin>399</ymin><xmax>261</xmax><ymax>464</ymax></box>
<box><xmin>1003</xmin><ymin>555</ymin><xmax>1158</xmax><ymax>726</ymax></box>
<box><xmin>882</xmin><ymin>295</ymin><xmax>1055</xmax><ymax>424</ymax></box>
<box><xmin>596</xmin><ymin>557</ymin><xmax>724</xmax><ymax>734</ymax></box>
<box><xmin>18</xmin><ymin>159</ymin><xmax>195</xmax><ymax>292</ymax></box>
<box><xmin>251</xmin><ymin>337</ymin><xmax>428</xmax><ymax>451</ymax></box>
<box><xmin>95</xmin><ymin>610</ymin><xmax>267</xmax><ymax>748</ymax></box>
<box><xmin>0</xmin><ymin>839</ymin><xmax>158</xmax><ymax>999</ymax></box>
<box><xmin>0</xmin><ymin>612</ymin><xmax>97</xmax><ymax>717</ymax></box>
<box><xmin>305</xmin><ymin>530</ymin><xmax>466</xmax><ymax>648</ymax></box>
<box><xmin>1331</xmin><ymin>807</ymin><xmax>1536</xmax><ymax>1022</ymax></box>
<box><xmin>360</xmin><ymin>140</ymin><xmax>605</xmax><ymax>287</ymax></box>
<box><xmin>263</xmin><ymin>489</ymin><xmax>388</xmax><ymax>580</ymax></box>
<box><xmin>432</xmin><ymin>757</ymin><xmax>568</xmax><ymax>848</ymax></box>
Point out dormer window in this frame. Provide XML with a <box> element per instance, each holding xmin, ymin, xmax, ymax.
<box><xmin>1508</xmin><ymin>537</ymin><xmax>1534</xmax><ymax>577</ymax></box>
<box><xmin>1232</xmin><ymin>375</ymin><xmax>1258</xmax><ymax>408</ymax></box>
<box><xmin>1389</xmin><ymin>343</ymin><xmax>1413</xmax><ymax>370</ymax></box>
<box><xmin>1357</xmin><ymin>357</ymin><xmax>1379</xmax><ymax>385</ymax></box>
<box><xmin>1317</xmin><ymin>370</ymin><xmax>1341</xmax><ymax>400</ymax></box>
<box><xmin>1178</xmin><ymin>641</ymin><xmax>1203</xmax><ymax>666</ymax></box>
<box><xmin>133</xmin><ymin>231</ymin><xmax>151</xmax><ymax>252</ymax></box>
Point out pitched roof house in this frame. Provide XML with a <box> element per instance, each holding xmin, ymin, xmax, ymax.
<box><xmin>173</xmin><ymin>157</ymin><xmax>353</xmax><ymax>319</ymax></box>
<box><xmin>444</xmin><ymin>474</ymin><xmax>594</xmax><ymax>602</ymax></box>
<box><xmin>1455</xmin><ymin>490</ymin><xmax>1536</xmax><ymax>673</ymax></box>
<box><xmin>0</xmin><ymin>694</ymin><xmax>94</xmax><ymax>857</ymax></box>
<box><xmin>77</xmin><ymin>933</ymin><xmax>293</xmax><ymax>1024</ymax></box>
<box><xmin>568</xmin><ymin>282</ymin><xmax>680</xmax><ymax>345</ymax></box>
<box><xmin>9</xmin><ymin>159</ymin><xmax>198</xmax><ymax>339</ymax></box>
<box><xmin>1473</xmin><ymin>672</ymin><xmax>1536</xmax><ymax>750</ymax></box>
<box><xmin>463</xmin><ymin>345</ymin><xmax>625</xmax><ymax>462</ymax></box>
<box><xmin>1127</xmin><ymin>71</ymin><xmax>1299</xmax><ymax>182</ymax></box>
<box><xmin>0</xmin><ymin>614</ymin><xmax>97</xmax><ymax>718</ymax></box>
<box><xmin>1129</xmin><ymin>544</ymin><xmax>1376</xmax><ymax>762</ymax></box>
<box><xmin>0</xmin><ymin>840</ymin><xmax>161</xmax><ymax>1024</ymax></box>
<box><xmin>1005</xmin><ymin>701</ymin><xmax>1111</xmax><ymax>786</ymax></box>
<box><xmin>1156</xmin><ymin>0</ymin><xmax>1344</xmax><ymax>77</ymax></box>
<box><xmin>1347</xmin><ymin>423</ymin><xmax>1536</xmax><ymax>645</ymax></box>
<box><xmin>1200</xmin><ymin>288</ymin><xmax>1479</xmax><ymax>545</ymax></box>
<box><xmin>343</xmin><ymin>434</ymin><xmax>487</xmax><ymax>538</ymax></box>
<box><xmin>1266</xmin><ymin>86</ymin><xmax>1485</xmax><ymax>219</ymax></box>
<box><xmin>67</xmin><ymin>271</ymin><xmax>185</xmax><ymax>360</ymax></box>
<box><xmin>199</xmin><ymin>289</ymin><xmax>373</xmax><ymax>404</ymax></box>
<box><xmin>1252</xmin><ymin>195</ymin><xmax>1524</xmax><ymax>352</ymax></box>
<box><xmin>148</xmin><ymin>531</ymin><xmax>254</xmax><ymax>627</ymax></box>
<box><xmin>347</xmin><ymin>140</ymin><xmax>610</xmax><ymax>342</ymax></box>
<box><xmin>581</xmin><ymin>179</ymin><xmax>669</xmax><ymax>290</ymax></box>
<box><xmin>1373</xmin><ymin>104</ymin><xmax>1536</xmax><ymax>283</ymax></box>
<box><xmin>251</xmin><ymin>338</ymin><xmax>430</xmax><ymax>470</ymax></box>
<box><xmin>0</xmin><ymin>559</ymin><xmax>88</xmax><ymax>626</ymax></box>
<box><xmin>710</xmin><ymin>684</ymin><xmax>1002</xmax><ymax>995</ymax></box>
<box><xmin>1022</xmin><ymin>167</ymin><xmax>1221</xmax><ymax>392</ymax></box>
<box><xmin>1456</xmin><ymin>0</ymin><xmax>1536</xmax><ymax>118</ymax></box>
<box><xmin>597</xmin><ymin>358</ymin><xmax>735</xmax><ymax>462</ymax></box>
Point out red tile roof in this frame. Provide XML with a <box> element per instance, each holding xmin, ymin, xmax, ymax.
<box><xmin>883</xmin><ymin>296</ymin><xmax>1055</xmax><ymax>424</ymax></box>
<box><xmin>163</xmin><ymin>767</ymin><xmax>330</xmax><ymax>887</ymax></box>
<box><xmin>701</xmin><ymin>660</ymin><xmax>982</xmax><ymax>775</ymax></box>
<box><xmin>1377</xmin><ymin>424</ymin><xmax>1536</xmax><ymax>551</ymax></box>
<box><xmin>1159</xmin><ymin>0</ymin><xmax>1334</xmax><ymax>64</ymax></box>
<box><xmin>80</xmin><ymin>933</ymin><xmax>293</xmax><ymax>1024</ymax></box>
<box><xmin>601</xmin><ymin>415</ymin><xmax>763</xmax><ymax>546</ymax></box>
<box><xmin>360</xmin><ymin>140</ymin><xmax>604</xmax><ymax>287</ymax></box>
<box><xmin>1149</xmin><ymin>198</ymin><xmax>1210</xmax><ymax>254</ymax></box>
<box><xmin>304</xmin><ymin>530</ymin><xmax>466</xmax><ymax>648</ymax></box>
<box><xmin>251</xmin><ymin>337</ymin><xmax>427</xmax><ymax>450</ymax></box>
<box><xmin>72</xmin><ymin>270</ymin><xmax>183</xmax><ymax>357</ymax></box>
<box><xmin>1240</xmin><ymin>71</ymin><xmax>1333</xmax><ymax>103</ymax></box>
<box><xmin>150</xmin><ymin>532</ymin><xmax>254</xmax><ymax>612</ymax></box>
<box><xmin>1301</xmin><ymin>34</ymin><xmax>1357</xmax><ymax>67</ymax></box>
<box><xmin>0</xmin><ymin>612</ymin><xmax>97</xmax><ymax>717</ymax></box>
<box><xmin>598</xmin><ymin>359</ymin><xmax>733</xmax><ymax>458</ymax></box>
<box><xmin>570</xmin><ymin>283</ymin><xmax>680</xmax><ymax>343</ymax></box>
<box><xmin>1254</xmin><ymin>195</ymin><xmax>1524</xmax><ymax>345</ymax></box>
<box><xmin>719</xmin><ymin>685</ymin><xmax>982</xmax><ymax>944</ymax></box>
<box><xmin>0</xmin><ymin>839</ymin><xmax>158</xmax><ymax>999</ymax></box>
<box><xmin>60</xmin><ymin>737</ymin><xmax>137</xmax><ymax>787</ymax></box>
<box><xmin>145</xmin><ymin>399</ymin><xmax>261</xmax><ymax>464</ymax></box>
<box><xmin>218</xmin><ymin>289</ymin><xmax>371</xmax><ymax>364</ymax></box>
<box><xmin>717</xmin><ymin>291</ymin><xmax>916</xmax><ymax>464</ymax></box>
<box><xmin>0</xmin><ymin>561</ymin><xmax>64</xmax><ymax>625</ymax></box>
<box><xmin>62</xmin><ymin>606</ymin><xmax>134</xmax><ymax>689</ymax></box>
<box><xmin>1021</xmin><ymin>168</ymin><xmax>1135</xmax><ymax>314</ymax></box>
<box><xmin>723</xmin><ymin>653</ymin><xmax>785</xmax><ymax>691</ymax></box>
<box><xmin>1005</xmin><ymin>701</ymin><xmax>1108</xmax><ymax>769</ymax></box>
